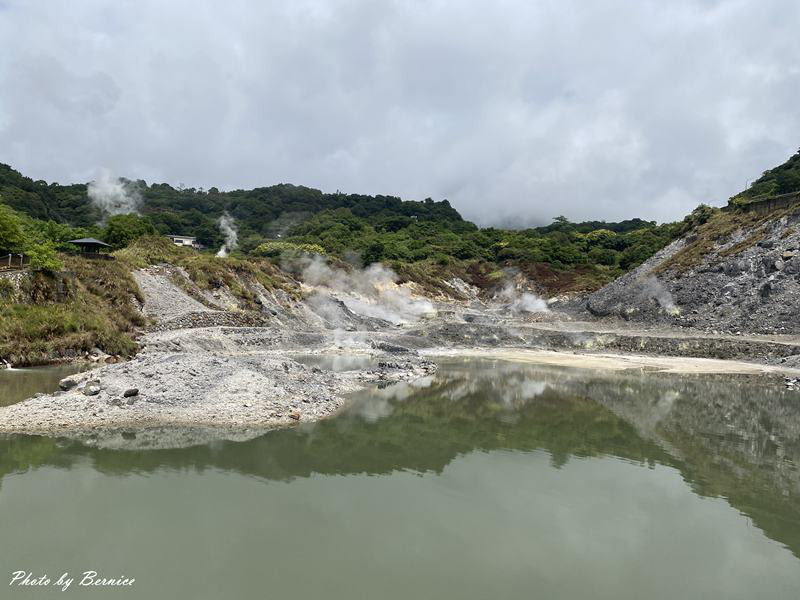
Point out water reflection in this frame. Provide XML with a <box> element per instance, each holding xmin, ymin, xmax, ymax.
<box><xmin>1</xmin><ymin>358</ymin><xmax>799</xmax><ymax>560</ymax></box>
<box><xmin>291</xmin><ymin>353</ymin><xmax>378</xmax><ymax>372</ymax></box>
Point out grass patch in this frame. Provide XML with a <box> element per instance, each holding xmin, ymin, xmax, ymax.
<box><xmin>115</xmin><ymin>235</ymin><xmax>186</xmax><ymax>268</ymax></box>
<box><xmin>0</xmin><ymin>256</ymin><xmax>145</xmax><ymax>365</ymax></box>
<box><xmin>657</xmin><ymin>204</ymin><xmax>800</xmax><ymax>272</ymax></box>
<box><xmin>655</xmin><ymin>210</ymin><xmax>763</xmax><ymax>273</ymax></box>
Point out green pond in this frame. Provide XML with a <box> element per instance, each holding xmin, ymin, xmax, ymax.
<box><xmin>0</xmin><ymin>364</ymin><xmax>94</xmax><ymax>407</ymax></box>
<box><xmin>1</xmin><ymin>358</ymin><xmax>799</xmax><ymax>599</ymax></box>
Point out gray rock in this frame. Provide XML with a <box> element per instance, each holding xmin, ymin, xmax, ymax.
<box><xmin>59</xmin><ymin>377</ymin><xmax>78</xmax><ymax>391</ymax></box>
<box><xmin>785</xmin><ymin>257</ymin><xmax>800</xmax><ymax>275</ymax></box>
<box><xmin>373</xmin><ymin>342</ymin><xmax>411</xmax><ymax>354</ymax></box>
<box><xmin>123</xmin><ymin>388</ymin><xmax>139</xmax><ymax>398</ymax></box>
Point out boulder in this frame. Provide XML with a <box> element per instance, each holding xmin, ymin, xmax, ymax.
<box><xmin>784</xmin><ymin>257</ymin><xmax>800</xmax><ymax>275</ymax></box>
<box><xmin>59</xmin><ymin>377</ymin><xmax>78</xmax><ymax>391</ymax></box>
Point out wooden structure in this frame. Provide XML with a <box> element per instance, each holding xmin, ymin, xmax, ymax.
<box><xmin>68</xmin><ymin>238</ymin><xmax>114</xmax><ymax>260</ymax></box>
<box><xmin>0</xmin><ymin>254</ymin><xmax>29</xmax><ymax>271</ymax></box>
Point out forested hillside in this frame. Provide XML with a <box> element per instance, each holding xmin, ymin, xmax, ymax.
<box><xmin>0</xmin><ymin>163</ymin><xmax>697</xmax><ymax>289</ymax></box>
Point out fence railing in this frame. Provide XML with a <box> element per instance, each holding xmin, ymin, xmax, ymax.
<box><xmin>0</xmin><ymin>254</ymin><xmax>29</xmax><ymax>271</ymax></box>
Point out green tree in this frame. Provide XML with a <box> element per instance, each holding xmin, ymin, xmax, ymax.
<box><xmin>25</xmin><ymin>242</ymin><xmax>63</xmax><ymax>271</ymax></box>
<box><xmin>103</xmin><ymin>214</ymin><xmax>157</xmax><ymax>249</ymax></box>
<box><xmin>0</xmin><ymin>203</ymin><xmax>25</xmax><ymax>253</ymax></box>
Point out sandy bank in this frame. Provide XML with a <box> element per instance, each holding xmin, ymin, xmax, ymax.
<box><xmin>428</xmin><ymin>348</ymin><xmax>800</xmax><ymax>376</ymax></box>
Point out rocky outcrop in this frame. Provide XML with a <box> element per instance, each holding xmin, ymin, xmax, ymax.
<box><xmin>133</xmin><ymin>267</ymin><xmax>211</xmax><ymax>321</ymax></box>
<box><xmin>585</xmin><ymin>209</ymin><xmax>800</xmax><ymax>334</ymax></box>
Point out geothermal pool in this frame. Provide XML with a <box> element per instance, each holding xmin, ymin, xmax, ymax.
<box><xmin>1</xmin><ymin>358</ymin><xmax>799</xmax><ymax>599</ymax></box>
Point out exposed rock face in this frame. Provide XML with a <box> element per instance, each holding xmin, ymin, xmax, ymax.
<box><xmin>133</xmin><ymin>267</ymin><xmax>212</xmax><ymax>321</ymax></box>
<box><xmin>585</xmin><ymin>211</ymin><xmax>800</xmax><ymax>334</ymax></box>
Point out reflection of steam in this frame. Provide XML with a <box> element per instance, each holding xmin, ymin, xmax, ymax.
<box><xmin>349</xmin><ymin>376</ymin><xmax>435</xmax><ymax>423</ymax></box>
<box><xmin>499</xmin><ymin>282</ymin><xmax>549</xmax><ymax>313</ymax></box>
<box><xmin>216</xmin><ymin>212</ymin><xmax>238</xmax><ymax>257</ymax></box>
<box><xmin>300</xmin><ymin>256</ymin><xmax>436</xmax><ymax>325</ymax></box>
<box><xmin>639</xmin><ymin>276</ymin><xmax>679</xmax><ymax>315</ymax></box>
<box><xmin>88</xmin><ymin>169</ymin><xmax>142</xmax><ymax>219</ymax></box>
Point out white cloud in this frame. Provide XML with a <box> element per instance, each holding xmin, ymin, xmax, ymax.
<box><xmin>0</xmin><ymin>0</ymin><xmax>798</xmax><ymax>226</ymax></box>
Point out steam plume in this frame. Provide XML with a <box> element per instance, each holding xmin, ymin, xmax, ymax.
<box><xmin>87</xmin><ymin>169</ymin><xmax>142</xmax><ymax>218</ymax></box>
<box><xmin>298</xmin><ymin>255</ymin><xmax>435</xmax><ymax>325</ymax></box>
<box><xmin>499</xmin><ymin>282</ymin><xmax>549</xmax><ymax>313</ymax></box>
<box><xmin>216</xmin><ymin>212</ymin><xmax>238</xmax><ymax>257</ymax></box>
<box><xmin>639</xmin><ymin>276</ymin><xmax>679</xmax><ymax>315</ymax></box>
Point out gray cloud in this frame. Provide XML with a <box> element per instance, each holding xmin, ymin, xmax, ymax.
<box><xmin>1</xmin><ymin>0</ymin><xmax>798</xmax><ymax>226</ymax></box>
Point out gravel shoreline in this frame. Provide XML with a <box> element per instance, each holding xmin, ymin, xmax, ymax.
<box><xmin>0</xmin><ymin>326</ymin><xmax>436</xmax><ymax>436</ymax></box>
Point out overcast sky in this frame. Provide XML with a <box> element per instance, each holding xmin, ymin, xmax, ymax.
<box><xmin>1</xmin><ymin>0</ymin><xmax>799</xmax><ymax>226</ymax></box>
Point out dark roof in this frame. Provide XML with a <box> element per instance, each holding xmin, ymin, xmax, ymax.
<box><xmin>68</xmin><ymin>238</ymin><xmax>111</xmax><ymax>247</ymax></box>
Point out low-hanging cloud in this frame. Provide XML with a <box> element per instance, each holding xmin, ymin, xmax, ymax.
<box><xmin>1</xmin><ymin>1</ymin><xmax>800</xmax><ymax>226</ymax></box>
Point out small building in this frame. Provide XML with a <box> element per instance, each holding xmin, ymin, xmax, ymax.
<box><xmin>166</xmin><ymin>235</ymin><xmax>202</xmax><ymax>249</ymax></box>
<box><xmin>68</xmin><ymin>238</ymin><xmax>113</xmax><ymax>259</ymax></box>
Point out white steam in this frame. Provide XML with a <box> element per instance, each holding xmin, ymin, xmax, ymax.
<box><xmin>639</xmin><ymin>276</ymin><xmax>680</xmax><ymax>315</ymax></box>
<box><xmin>87</xmin><ymin>169</ymin><xmax>142</xmax><ymax>218</ymax></box>
<box><xmin>300</xmin><ymin>255</ymin><xmax>436</xmax><ymax>325</ymax></box>
<box><xmin>499</xmin><ymin>282</ymin><xmax>549</xmax><ymax>313</ymax></box>
<box><xmin>216</xmin><ymin>212</ymin><xmax>238</xmax><ymax>257</ymax></box>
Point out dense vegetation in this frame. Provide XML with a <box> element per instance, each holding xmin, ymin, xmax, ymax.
<box><xmin>0</xmin><ymin>256</ymin><xmax>145</xmax><ymax>364</ymax></box>
<box><xmin>730</xmin><ymin>148</ymin><xmax>800</xmax><ymax>204</ymax></box>
<box><xmin>0</xmin><ymin>162</ymin><xmax>699</xmax><ymax>288</ymax></box>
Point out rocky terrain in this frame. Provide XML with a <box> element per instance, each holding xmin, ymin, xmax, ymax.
<box><xmin>4</xmin><ymin>207</ymin><xmax>800</xmax><ymax>442</ymax></box>
<box><xmin>0</xmin><ymin>264</ymin><xmax>444</xmax><ymax>436</ymax></box>
<box><xmin>584</xmin><ymin>206</ymin><xmax>800</xmax><ymax>334</ymax></box>
<box><xmin>0</xmin><ymin>329</ymin><xmax>436</xmax><ymax>435</ymax></box>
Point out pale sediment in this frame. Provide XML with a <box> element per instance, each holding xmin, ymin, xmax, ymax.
<box><xmin>428</xmin><ymin>347</ymin><xmax>800</xmax><ymax>376</ymax></box>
